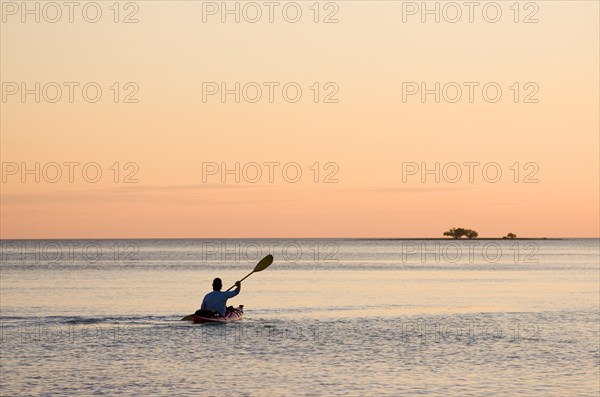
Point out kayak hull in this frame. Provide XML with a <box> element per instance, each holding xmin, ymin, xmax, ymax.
<box><xmin>192</xmin><ymin>305</ymin><xmax>244</xmax><ymax>324</ymax></box>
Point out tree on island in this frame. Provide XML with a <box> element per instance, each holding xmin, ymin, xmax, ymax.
<box><xmin>443</xmin><ymin>228</ymin><xmax>465</xmax><ymax>239</ymax></box>
<box><xmin>443</xmin><ymin>228</ymin><xmax>479</xmax><ymax>239</ymax></box>
<box><xmin>503</xmin><ymin>233</ymin><xmax>517</xmax><ymax>239</ymax></box>
<box><xmin>466</xmin><ymin>230</ymin><xmax>478</xmax><ymax>239</ymax></box>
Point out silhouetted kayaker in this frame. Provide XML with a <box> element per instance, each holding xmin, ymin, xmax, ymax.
<box><xmin>199</xmin><ymin>278</ymin><xmax>241</xmax><ymax>317</ymax></box>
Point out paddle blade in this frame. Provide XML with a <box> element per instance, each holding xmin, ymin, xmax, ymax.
<box><xmin>181</xmin><ymin>314</ymin><xmax>194</xmax><ymax>321</ymax></box>
<box><xmin>253</xmin><ymin>254</ymin><xmax>273</xmax><ymax>273</ymax></box>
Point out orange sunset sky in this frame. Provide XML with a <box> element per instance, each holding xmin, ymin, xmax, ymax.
<box><xmin>1</xmin><ymin>1</ymin><xmax>598</xmax><ymax>238</ymax></box>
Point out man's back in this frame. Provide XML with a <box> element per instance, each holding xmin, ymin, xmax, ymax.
<box><xmin>201</xmin><ymin>288</ymin><xmax>239</xmax><ymax>316</ymax></box>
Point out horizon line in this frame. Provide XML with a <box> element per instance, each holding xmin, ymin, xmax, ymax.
<box><xmin>1</xmin><ymin>236</ymin><xmax>598</xmax><ymax>241</ymax></box>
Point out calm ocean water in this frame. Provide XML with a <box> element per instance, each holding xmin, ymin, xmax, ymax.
<box><xmin>1</xmin><ymin>239</ymin><xmax>599</xmax><ymax>396</ymax></box>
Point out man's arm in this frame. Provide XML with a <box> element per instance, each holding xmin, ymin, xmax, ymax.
<box><xmin>226</xmin><ymin>281</ymin><xmax>241</xmax><ymax>298</ymax></box>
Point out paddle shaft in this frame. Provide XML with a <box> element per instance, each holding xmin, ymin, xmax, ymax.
<box><xmin>224</xmin><ymin>254</ymin><xmax>273</xmax><ymax>291</ymax></box>
<box><xmin>226</xmin><ymin>270</ymin><xmax>253</xmax><ymax>291</ymax></box>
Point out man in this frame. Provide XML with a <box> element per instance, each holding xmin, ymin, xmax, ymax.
<box><xmin>200</xmin><ymin>278</ymin><xmax>241</xmax><ymax>316</ymax></box>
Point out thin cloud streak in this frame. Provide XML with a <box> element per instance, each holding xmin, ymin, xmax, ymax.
<box><xmin>361</xmin><ymin>187</ymin><xmax>469</xmax><ymax>193</ymax></box>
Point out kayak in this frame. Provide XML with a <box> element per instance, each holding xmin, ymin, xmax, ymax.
<box><xmin>192</xmin><ymin>305</ymin><xmax>244</xmax><ymax>324</ymax></box>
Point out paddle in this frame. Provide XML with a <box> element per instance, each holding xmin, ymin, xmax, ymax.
<box><xmin>181</xmin><ymin>254</ymin><xmax>274</xmax><ymax>321</ymax></box>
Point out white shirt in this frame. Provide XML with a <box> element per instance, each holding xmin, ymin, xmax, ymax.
<box><xmin>201</xmin><ymin>288</ymin><xmax>240</xmax><ymax>316</ymax></box>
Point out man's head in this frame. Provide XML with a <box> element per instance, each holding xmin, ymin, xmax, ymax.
<box><xmin>212</xmin><ymin>278</ymin><xmax>222</xmax><ymax>291</ymax></box>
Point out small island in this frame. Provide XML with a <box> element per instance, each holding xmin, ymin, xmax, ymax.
<box><xmin>442</xmin><ymin>229</ymin><xmax>521</xmax><ymax>239</ymax></box>
<box><xmin>443</xmin><ymin>228</ymin><xmax>479</xmax><ymax>239</ymax></box>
